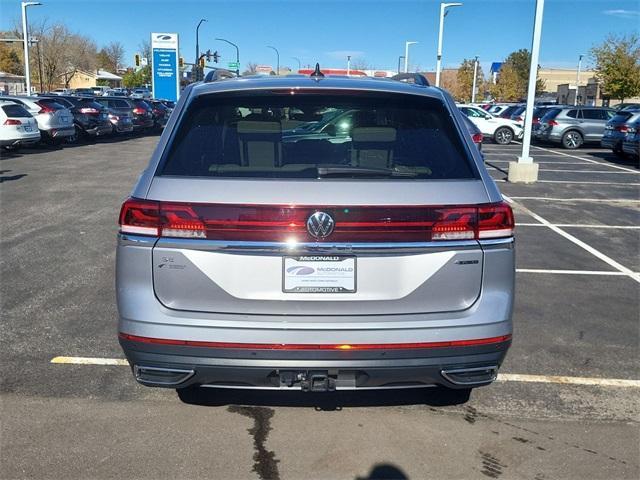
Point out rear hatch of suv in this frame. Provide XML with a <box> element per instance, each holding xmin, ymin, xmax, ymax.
<box><xmin>121</xmin><ymin>89</ymin><xmax>511</xmax><ymax>316</ymax></box>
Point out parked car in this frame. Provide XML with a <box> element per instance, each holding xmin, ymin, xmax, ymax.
<box><xmin>128</xmin><ymin>99</ymin><xmax>155</xmax><ymax>132</ymax></box>
<box><xmin>458</xmin><ymin>104</ymin><xmax>524</xmax><ymax>144</ymax></box>
<box><xmin>508</xmin><ymin>106</ymin><xmax>527</xmax><ymax>123</ymax></box>
<box><xmin>601</xmin><ymin>108</ymin><xmax>640</xmax><ymax>157</ymax></box>
<box><xmin>536</xmin><ymin>106</ymin><xmax>615</xmax><ymax>149</ymax></box>
<box><xmin>116</xmin><ymin>74</ymin><xmax>515</xmax><ymax>394</ymax></box>
<box><xmin>49</xmin><ymin>88</ymin><xmax>73</xmax><ymax>96</ymax></box>
<box><xmin>613</xmin><ymin>103</ymin><xmax>640</xmax><ymax>112</ymax></box>
<box><xmin>104</xmin><ymin>89</ymin><xmax>128</xmax><ymax>97</ymax></box>
<box><xmin>2</xmin><ymin>96</ymin><xmax>75</xmax><ymax>144</ymax></box>
<box><xmin>91</xmin><ymin>86</ymin><xmax>110</xmax><ymax>96</ymax></box>
<box><xmin>461</xmin><ymin>114</ymin><xmax>483</xmax><ymax>151</ymax></box>
<box><xmin>94</xmin><ymin>97</ymin><xmax>135</xmax><ymax>135</ymax></box>
<box><xmin>40</xmin><ymin>95</ymin><xmax>112</xmax><ymax>141</ymax></box>
<box><xmin>130</xmin><ymin>88</ymin><xmax>152</xmax><ymax>100</ymax></box>
<box><xmin>73</xmin><ymin>88</ymin><xmax>96</xmax><ymax>97</ymax></box>
<box><xmin>0</xmin><ymin>100</ymin><xmax>40</xmax><ymax>149</ymax></box>
<box><xmin>486</xmin><ymin>104</ymin><xmax>512</xmax><ymax>116</ymax></box>
<box><xmin>622</xmin><ymin>119</ymin><xmax>640</xmax><ymax>161</ymax></box>
<box><xmin>499</xmin><ymin>105</ymin><xmax>524</xmax><ymax>119</ymax></box>
<box><xmin>146</xmin><ymin>99</ymin><xmax>170</xmax><ymax>129</ymax></box>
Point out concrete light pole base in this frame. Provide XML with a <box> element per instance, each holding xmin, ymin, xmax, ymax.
<box><xmin>508</xmin><ymin>161</ymin><xmax>539</xmax><ymax>183</ymax></box>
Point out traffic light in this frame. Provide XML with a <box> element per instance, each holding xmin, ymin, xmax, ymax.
<box><xmin>213</xmin><ymin>51</ymin><xmax>220</xmax><ymax>63</ymax></box>
<box><xmin>199</xmin><ymin>57</ymin><xmax>205</xmax><ymax>69</ymax></box>
<box><xmin>179</xmin><ymin>57</ymin><xmax>184</xmax><ymax>68</ymax></box>
<box><xmin>134</xmin><ymin>54</ymin><xmax>140</xmax><ymax>67</ymax></box>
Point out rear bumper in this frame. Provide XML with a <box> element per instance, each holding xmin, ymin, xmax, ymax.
<box><xmin>622</xmin><ymin>140</ymin><xmax>639</xmax><ymax>157</ymax></box>
<box><xmin>43</xmin><ymin>126</ymin><xmax>75</xmax><ymax>138</ymax></box>
<box><xmin>601</xmin><ymin>136</ymin><xmax>623</xmax><ymax>150</ymax></box>
<box><xmin>119</xmin><ymin>336</ymin><xmax>511</xmax><ymax>390</ymax></box>
<box><xmin>84</xmin><ymin>123</ymin><xmax>113</xmax><ymax>137</ymax></box>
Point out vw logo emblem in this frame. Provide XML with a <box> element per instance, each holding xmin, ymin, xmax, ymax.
<box><xmin>306</xmin><ymin>211</ymin><xmax>335</xmax><ymax>239</ymax></box>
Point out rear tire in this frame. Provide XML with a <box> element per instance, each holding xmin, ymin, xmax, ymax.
<box><xmin>493</xmin><ymin>127</ymin><xmax>514</xmax><ymax>145</ymax></box>
<box><xmin>561</xmin><ymin>130</ymin><xmax>583</xmax><ymax>149</ymax></box>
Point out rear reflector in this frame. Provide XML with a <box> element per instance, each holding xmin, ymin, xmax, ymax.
<box><xmin>118</xmin><ymin>199</ymin><xmax>514</xmax><ymax>242</ymax></box>
<box><xmin>119</xmin><ymin>333</ymin><xmax>512</xmax><ymax>350</ymax></box>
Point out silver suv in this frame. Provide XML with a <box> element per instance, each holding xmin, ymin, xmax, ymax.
<box><xmin>116</xmin><ymin>71</ymin><xmax>514</xmax><ymax>394</ymax></box>
<box><xmin>536</xmin><ymin>106</ymin><xmax>615</xmax><ymax>149</ymax></box>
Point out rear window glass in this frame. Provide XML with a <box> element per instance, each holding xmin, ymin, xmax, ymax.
<box><xmin>37</xmin><ymin>99</ymin><xmax>65</xmax><ymax>110</ymax></box>
<box><xmin>541</xmin><ymin>108</ymin><xmax>561</xmax><ymax>120</ymax></box>
<box><xmin>111</xmin><ymin>99</ymin><xmax>130</xmax><ymax>108</ymax></box>
<box><xmin>160</xmin><ymin>92</ymin><xmax>478</xmax><ymax>180</ymax></box>
<box><xmin>612</xmin><ymin>111</ymin><xmax>634</xmax><ymax>122</ymax></box>
<box><xmin>2</xmin><ymin>104</ymin><xmax>31</xmax><ymax>117</ymax></box>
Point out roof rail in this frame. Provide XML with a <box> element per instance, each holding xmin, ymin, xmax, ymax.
<box><xmin>203</xmin><ymin>68</ymin><xmax>237</xmax><ymax>83</ymax></box>
<box><xmin>390</xmin><ymin>72</ymin><xmax>430</xmax><ymax>86</ymax></box>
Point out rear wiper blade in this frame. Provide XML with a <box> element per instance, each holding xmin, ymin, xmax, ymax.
<box><xmin>316</xmin><ymin>166</ymin><xmax>419</xmax><ymax>178</ymax></box>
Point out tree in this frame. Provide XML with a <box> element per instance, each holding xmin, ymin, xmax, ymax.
<box><xmin>96</xmin><ymin>41</ymin><xmax>124</xmax><ymax>72</ymax></box>
<box><xmin>454</xmin><ymin>58</ymin><xmax>485</xmax><ymax>102</ymax></box>
<box><xmin>590</xmin><ymin>34</ymin><xmax>640</xmax><ymax>102</ymax></box>
<box><xmin>242</xmin><ymin>62</ymin><xmax>258</xmax><ymax>75</ymax></box>
<box><xmin>488</xmin><ymin>49</ymin><xmax>545</xmax><ymax>101</ymax></box>
<box><xmin>0</xmin><ymin>42</ymin><xmax>23</xmax><ymax>75</ymax></box>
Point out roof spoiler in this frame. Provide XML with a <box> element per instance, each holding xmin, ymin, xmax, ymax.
<box><xmin>390</xmin><ymin>73</ymin><xmax>430</xmax><ymax>86</ymax></box>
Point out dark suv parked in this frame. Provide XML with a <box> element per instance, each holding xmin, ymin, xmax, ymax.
<box><xmin>94</xmin><ymin>97</ymin><xmax>135</xmax><ymax>134</ymax></box>
<box><xmin>601</xmin><ymin>108</ymin><xmax>640</xmax><ymax>157</ymax></box>
<box><xmin>129</xmin><ymin>99</ymin><xmax>154</xmax><ymax>132</ymax></box>
<box><xmin>41</xmin><ymin>95</ymin><xmax>112</xmax><ymax>141</ymax></box>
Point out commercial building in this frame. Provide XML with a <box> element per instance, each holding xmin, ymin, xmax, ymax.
<box><xmin>0</xmin><ymin>71</ymin><xmax>25</xmax><ymax>95</ymax></box>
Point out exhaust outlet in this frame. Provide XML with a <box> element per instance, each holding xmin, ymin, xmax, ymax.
<box><xmin>440</xmin><ymin>366</ymin><xmax>498</xmax><ymax>386</ymax></box>
<box><xmin>134</xmin><ymin>365</ymin><xmax>195</xmax><ymax>386</ymax></box>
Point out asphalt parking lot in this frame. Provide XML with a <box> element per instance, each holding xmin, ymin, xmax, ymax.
<box><xmin>1</xmin><ymin>136</ymin><xmax>638</xmax><ymax>479</ymax></box>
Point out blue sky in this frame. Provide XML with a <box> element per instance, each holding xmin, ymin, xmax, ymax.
<box><xmin>1</xmin><ymin>0</ymin><xmax>638</xmax><ymax>74</ymax></box>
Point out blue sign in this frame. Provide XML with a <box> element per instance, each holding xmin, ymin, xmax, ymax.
<box><xmin>151</xmin><ymin>33</ymin><xmax>179</xmax><ymax>102</ymax></box>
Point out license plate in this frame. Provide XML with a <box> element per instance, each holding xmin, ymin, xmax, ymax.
<box><xmin>61</xmin><ymin>116</ymin><xmax>70</xmax><ymax>123</ymax></box>
<box><xmin>283</xmin><ymin>256</ymin><xmax>356</xmax><ymax>293</ymax></box>
<box><xmin>23</xmin><ymin>125</ymin><xmax>32</xmax><ymax>132</ymax></box>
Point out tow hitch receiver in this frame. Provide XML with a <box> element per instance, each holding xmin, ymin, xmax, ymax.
<box><xmin>279</xmin><ymin>370</ymin><xmax>338</xmax><ymax>392</ymax></box>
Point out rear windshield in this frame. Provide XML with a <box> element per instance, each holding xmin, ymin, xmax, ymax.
<box><xmin>2</xmin><ymin>104</ymin><xmax>31</xmax><ymax>117</ymax></box>
<box><xmin>160</xmin><ymin>92</ymin><xmax>477</xmax><ymax>180</ymax></box>
<box><xmin>611</xmin><ymin>111</ymin><xmax>634</xmax><ymax>122</ymax></box>
<box><xmin>37</xmin><ymin>98</ymin><xmax>66</xmax><ymax>110</ymax></box>
<box><xmin>541</xmin><ymin>108</ymin><xmax>561</xmax><ymax>120</ymax></box>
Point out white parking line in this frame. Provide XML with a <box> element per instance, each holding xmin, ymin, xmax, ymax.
<box><xmin>48</xmin><ymin>357</ymin><xmax>640</xmax><ymax>388</ymax></box>
<box><xmin>509</xmin><ymin>196</ymin><xmax>640</xmax><ymax>203</ymax></box>
<box><xmin>497</xmin><ymin>373</ymin><xmax>640</xmax><ymax>388</ymax></box>
<box><xmin>516</xmin><ymin>269</ymin><xmax>629</xmax><ymax>276</ymax></box>
<box><xmin>528</xmin><ymin>144</ymin><xmax>640</xmax><ymax>174</ymax></box>
<box><xmin>503</xmin><ymin>195</ymin><xmax>640</xmax><ymax>283</ymax></box>
<box><xmin>494</xmin><ymin>179</ymin><xmax>639</xmax><ymax>186</ymax></box>
<box><xmin>487</xmin><ymin>160</ymin><xmax>601</xmax><ymax>165</ymax></box>
<box><xmin>517</xmin><ymin>223</ymin><xmax>640</xmax><ymax>229</ymax></box>
<box><xmin>51</xmin><ymin>356</ymin><xmax>129</xmax><ymax>366</ymax></box>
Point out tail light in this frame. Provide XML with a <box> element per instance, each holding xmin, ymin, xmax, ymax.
<box><xmin>532</xmin><ymin>118</ymin><xmax>540</xmax><ymax>124</ymax></box>
<box><xmin>614</xmin><ymin>125</ymin><xmax>629</xmax><ymax>133</ymax></box>
<box><xmin>133</xmin><ymin>107</ymin><xmax>146</xmax><ymax>115</ymax></box>
<box><xmin>471</xmin><ymin>133</ymin><xmax>483</xmax><ymax>144</ymax></box>
<box><xmin>4</xmin><ymin>119</ymin><xmax>22</xmax><ymax>125</ymax></box>
<box><xmin>513</xmin><ymin>115</ymin><xmax>523</xmax><ymax>122</ymax></box>
<box><xmin>119</xmin><ymin>199</ymin><xmax>514</xmax><ymax>242</ymax></box>
<box><xmin>37</xmin><ymin>104</ymin><xmax>56</xmax><ymax>114</ymax></box>
<box><xmin>547</xmin><ymin>120</ymin><xmax>558</xmax><ymax>126</ymax></box>
<box><xmin>79</xmin><ymin>107</ymin><xmax>99</xmax><ymax>114</ymax></box>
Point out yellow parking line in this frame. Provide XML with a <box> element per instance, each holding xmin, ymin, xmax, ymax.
<box><xmin>51</xmin><ymin>356</ymin><xmax>129</xmax><ymax>366</ymax></box>
<box><xmin>50</xmin><ymin>357</ymin><xmax>640</xmax><ymax>388</ymax></box>
<box><xmin>497</xmin><ymin>373</ymin><xmax>640</xmax><ymax>388</ymax></box>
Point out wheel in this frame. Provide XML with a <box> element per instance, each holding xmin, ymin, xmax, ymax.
<box><xmin>561</xmin><ymin>130</ymin><xmax>583</xmax><ymax>149</ymax></box>
<box><xmin>493</xmin><ymin>127</ymin><xmax>514</xmax><ymax>145</ymax></box>
<box><xmin>613</xmin><ymin>149</ymin><xmax>627</xmax><ymax>158</ymax></box>
<box><xmin>66</xmin><ymin>125</ymin><xmax>82</xmax><ymax>144</ymax></box>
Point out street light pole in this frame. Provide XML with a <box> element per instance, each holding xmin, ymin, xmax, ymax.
<box><xmin>21</xmin><ymin>1</ymin><xmax>41</xmax><ymax>95</ymax></box>
<box><xmin>574</xmin><ymin>54</ymin><xmax>583</xmax><ymax>106</ymax></box>
<box><xmin>471</xmin><ymin>55</ymin><xmax>479</xmax><ymax>103</ymax></box>
<box><xmin>404</xmin><ymin>41</ymin><xmax>417</xmax><ymax>73</ymax></box>
<box><xmin>216</xmin><ymin>38</ymin><xmax>240</xmax><ymax>76</ymax></box>
<box><xmin>397</xmin><ymin>56</ymin><xmax>405</xmax><ymax>74</ymax></box>
<box><xmin>435</xmin><ymin>2</ymin><xmax>463</xmax><ymax>87</ymax></box>
<box><xmin>347</xmin><ymin>55</ymin><xmax>351</xmax><ymax>76</ymax></box>
<box><xmin>508</xmin><ymin>0</ymin><xmax>545</xmax><ymax>184</ymax></box>
<box><xmin>195</xmin><ymin>18</ymin><xmax>207</xmax><ymax>80</ymax></box>
<box><xmin>267</xmin><ymin>46</ymin><xmax>279</xmax><ymax>75</ymax></box>
<box><xmin>291</xmin><ymin>57</ymin><xmax>301</xmax><ymax>72</ymax></box>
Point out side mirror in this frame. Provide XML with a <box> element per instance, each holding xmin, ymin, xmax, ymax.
<box><xmin>324</xmin><ymin>124</ymin><xmax>337</xmax><ymax>136</ymax></box>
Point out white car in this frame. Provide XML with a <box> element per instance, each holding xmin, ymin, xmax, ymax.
<box><xmin>458</xmin><ymin>104</ymin><xmax>524</xmax><ymax>145</ymax></box>
<box><xmin>0</xmin><ymin>100</ymin><xmax>40</xmax><ymax>149</ymax></box>
<box><xmin>3</xmin><ymin>96</ymin><xmax>75</xmax><ymax>144</ymax></box>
